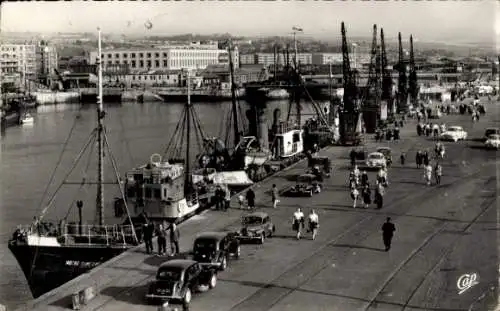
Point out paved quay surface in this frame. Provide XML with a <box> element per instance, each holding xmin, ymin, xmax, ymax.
<box><xmin>17</xmin><ymin>104</ymin><xmax>499</xmax><ymax>311</ymax></box>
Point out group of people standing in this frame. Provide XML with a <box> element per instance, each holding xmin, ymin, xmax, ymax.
<box><xmin>416</xmin><ymin>122</ymin><xmax>446</xmax><ymax>138</ymax></box>
<box><xmin>142</xmin><ymin>221</ymin><xmax>180</xmax><ymax>256</ymax></box>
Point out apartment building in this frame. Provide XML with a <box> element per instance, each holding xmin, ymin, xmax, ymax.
<box><xmin>0</xmin><ymin>43</ymin><xmax>58</xmax><ymax>83</ymax></box>
<box><xmin>89</xmin><ymin>44</ymin><xmax>239</xmax><ymax>72</ymax></box>
<box><xmin>240</xmin><ymin>53</ymin><xmax>312</xmax><ymax>66</ymax></box>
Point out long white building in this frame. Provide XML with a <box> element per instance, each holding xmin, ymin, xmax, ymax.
<box><xmin>89</xmin><ymin>44</ymin><xmax>239</xmax><ymax>72</ymax></box>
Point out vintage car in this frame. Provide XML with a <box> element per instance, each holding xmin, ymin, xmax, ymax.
<box><xmin>376</xmin><ymin>147</ymin><xmax>393</xmax><ymax>167</ymax></box>
<box><xmin>284</xmin><ymin>183</ymin><xmax>318</xmax><ymax>197</ymax></box>
<box><xmin>483</xmin><ymin>128</ymin><xmax>500</xmax><ymax>142</ymax></box>
<box><xmin>440</xmin><ymin>126</ymin><xmax>467</xmax><ymax>142</ymax></box>
<box><xmin>237</xmin><ymin>212</ymin><xmax>275</xmax><ymax>244</ymax></box>
<box><xmin>145</xmin><ymin>259</ymin><xmax>217</xmax><ymax>306</ymax></box>
<box><xmin>307</xmin><ymin>156</ymin><xmax>332</xmax><ymax>178</ymax></box>
<box><xmin>192</xmin><ymin>231</ymin><xmax>240</xmax><ymax>271</ymax></box>
<box><xmin>484</xmin><ymin>134</ymin><xmax>500</xmax><ymax>150</ymax></box>
<box><xmin>365</xmin><ymin>152</ymin><xmax>387</xmax><ymax>169</ymax></box>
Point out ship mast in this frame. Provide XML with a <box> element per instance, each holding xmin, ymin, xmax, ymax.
<box><xmin>228</xmin><ymin>41</ymin><xmax>240</xmax><ymax>148</ymax></box>
<box><xmin>96</xmin><ymin>28</ymin><xmax>105</xmax><ymax>227</ymax></box>
<box><xmin>184</xmin><ymin>70</ymin><xmax>192</xmax><ymax>195</ymax></box>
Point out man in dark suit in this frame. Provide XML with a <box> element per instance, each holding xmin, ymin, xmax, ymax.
<box><xmin>143</xmin><ymin>222</ymin><xmax>154</xmax><ymax>254</ymax></box>
<box><xmin>170</xmin><ymin>223</ymin><xmax>180</xmax><ymax>255</ymax></box>
<box><xmin>381</xmin><ymin>217</ymin><xmax>396</xmax><ymax>251</ymax></box>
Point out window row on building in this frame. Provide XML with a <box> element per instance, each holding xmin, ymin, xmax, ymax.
<box><xmin>240</xmin><ymin>52</ymin><xmax>371</xmax><ymax>67</ymax></box>
<box><xmin>90</xmin><ymin>47</ymin><xmax>239</xmax><ymax>72</ymax></box>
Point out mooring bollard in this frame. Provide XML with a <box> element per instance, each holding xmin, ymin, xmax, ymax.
<box><xmin>72</xmin><ymin>285</ymin><xmax>96</xmax><ymax>310</ymax></box>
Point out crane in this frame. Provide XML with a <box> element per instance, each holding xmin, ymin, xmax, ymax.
<box><xmin>397</xmin><ymin>32</ymin><xmax>408</xmax><ymax>113</ymax></box>
<box><xmin>380</xmin><ymin>28</ymin><xmax>393</xmax><ymax>115</ymax></box>
<box><xmin>408</xmin><ymin>35</ymin><xmax>419</xmax><ymax>107</ymax></box>
<box><xmin>339</xmin><ymin>22</ymin><xmax>361</xmax><ymax>145</ymax></box>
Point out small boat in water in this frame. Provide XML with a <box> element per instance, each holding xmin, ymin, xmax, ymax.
<box><xmin>20</xmin><ymin>113</ymin><xmax>34</xmax><ymax>125</ymax></box>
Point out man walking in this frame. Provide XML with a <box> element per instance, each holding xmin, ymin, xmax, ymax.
<box><xmin>435</xmin><ymin>163</ymin><xmax>442</xmax><ymax>185</ymax></box>
<box><xmin>307</xmin><ymin>209</ymin><xmax>319</xmax><ymax>240</ymax></box>
<box><xmin>169</xmin><ymin>223</ymin><xmax>180</xmax><ymax>256</ymax></box>
<box><xmin>143</xmin><ymin>222</ymin><xmax>154</xmax><ymax>254</ymax></box>
<box><xmin>271</xmin><ymin>184</ymin><xmax>280</xmax><ymax>209</ymax></box>
<box><xmin>156</xmin><ymin>223</ymin><xmax>167</xmax><ymax>256</ymax></box>
<box><xmin>381</xmin><ymin>217</ymin><xmax>396</xmax><ymax>251</ymax></box>
<box><xmin>246</xmin><ymin>188</ymin><xmax>255</xmax><ymax>210</ymax></box>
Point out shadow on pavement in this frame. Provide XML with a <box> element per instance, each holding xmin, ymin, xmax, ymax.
<box><xmin>328</xmin><ymin>243</ymin><xmax>385</xmax><ymax>252</ymax></box>
<box><xmin>100</xmin><ymin>284</ymin><xmax>149</xmax><ymax>305</ymax></box>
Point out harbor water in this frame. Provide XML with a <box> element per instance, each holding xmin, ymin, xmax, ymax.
<box><xmin>0</xmin><ymin>100</ymin><xmax>319</xmax><ymax>309</ymax></box>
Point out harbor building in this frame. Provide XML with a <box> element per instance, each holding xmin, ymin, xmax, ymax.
<box><xmin>89</xmin><ymin>43</ymin><xmax>239</xmax><ymax>72</ymax></box>
<box><xmin>239</xmin><ymin>53</ymin><xmax>312</xmax><ymax>66</ymax></box>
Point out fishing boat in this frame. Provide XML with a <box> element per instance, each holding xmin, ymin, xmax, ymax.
<box><xmin>124</xmin><ymin>70</ymin><xmax>214</xmax><ymax>224</ymax></box>
<box><xmin>8</xmin><ymin>29</ymin><xmax>139</xmax><ymax>299</ymax></box>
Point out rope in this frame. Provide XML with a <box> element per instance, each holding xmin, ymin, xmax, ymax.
<box><xmin>103</xmin><ymin>131</ymin><xmax>138</xmax><ymax>244</ymax></box>
<box><xmin>36</xmin><ymin>129</ymin><xmax>98</xmax><ymax>223</ymax></box>
<box><xmin>33</xmin><ymin>113</ymin><xmax>80</xmax><ymax>219</ymax></box>
<box><xmin>162</xmin><ymin>105</ymin><xmax>186</xmax><ymax>159</ymax></box>
<box><xmin>63</xmin><ymin>132</ymin><xmax>97</xmax><ymax>221</ymax></box>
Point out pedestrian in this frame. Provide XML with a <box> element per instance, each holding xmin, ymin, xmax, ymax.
<box><xmin>416</xmin><ymin>151</ymin><xmax>422</xmax><ymax>168</ymax></box>
<box><xmin>400</xmin><ymin>152</ymin><xmax>406</xmax><ymax>165</ymax></box>
<box><xmin>215</xmin><ymin>186</ymin><xmax>223</xmax><ymax>210</ymax></box>
<box><xmin>307</xmin><ymin>209</ymin><xmax>319</xmax><ymax>240</ymax></box>
<box><xmin>143</xmin><ymin>222</ymin><xmax>154</xmax><ymax>254</ymax></box>
<box><xmin>350</xmin><ymin>148</ymin><xmax>356</xmax><ymax>167</ymax></box>
<box><xmin>238</xmin><ymin>194</ymin><xmax>245</xmax><ymax>209</ymax></box>
<box><xmin>361</xmin><ymin>170</ymin><xmax>369</xmax><ymax>187</ymax></box>
<box><xmin>246</xmin><ymin>188</ymin><xmax>255</xmax><ymax>210</ymax></box>
<box><xmin>169</xmin><ymin>223</ymin><xmax>180</xmax><ymax>256</ymax></box>
<box><xmin>292</xmin><ymin>208</ymin><xmax>305</xmax><ymax>240</ymax></box>
<box><xmin>435</xmin><ymin>163</ymin><xmax>442</xmax><ymax>185</ymax></box>
<box><xmin>375</xmin><ymin>183</ymin><xmax>384</xmax><ymax>209</ymax></box>
<box><xmin>424</xmin><ymin>164</ymin><xmax>432</xmax><ymax>186</ymax></box>
<box><xmin>381</xmin><ymin>217</ymin><xmax>396</xmax><ymax>251</ymax></box>
<box><xmin>362</xmin><ymin>184</ymin><xmax>371</xmax><ymax>209</ymax></box>
<box><xmin>350</xmin><ymin>187</ymin><xmax>359</xmax><ymax>208</ymax></box>
<box><xmin>223</xmin><ymin>184</ymin><xmax>231</xmax><ymax>211</ymax></box>
<box><xmin>271</xmin><ymin>184</ymin><xmax>280</xmax><ymax>208</ymax></box>
<box><xmin>156</xmin><ymin>223</ymin><xmax>167</xmax><ymax>256</ymax></box>
<box><xmin>423</xmin><ymin>151</ymin><xmax>430</xmax><ymax>166</ymax></box>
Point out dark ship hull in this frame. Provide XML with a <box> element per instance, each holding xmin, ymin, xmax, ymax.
<box><xmin>8</xmin><ymin>242</ymin><xmax>130</xmax><ymax>298</ymax></box>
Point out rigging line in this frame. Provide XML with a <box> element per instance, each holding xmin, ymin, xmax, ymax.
<box><xmin>63</xmin><ymin>132</ymin><xmax>97</xmax><ymax>221</ymax></box>
<box><xmin>103</xmin><ymin>131</ymin><xmax>138</xmax><ymax>244</ymax></box>
<box><xmin>37</xmin><ymin>129</ymin><xmax>98</xmax><ymax>223</ymax></box>
<box><xmin>34</xmin><ymin>112</ymin><xmax>81</xmax><ymax>218</ymax></box>
<box><xmin>176</xmin><ymin>109</ymin><xmax>187</xmax><ymax>159</ymax></box>
<box><xmin>162</xmin><ymin>106</ymin><xmax>186</xmax><ymax>158</ymax></box>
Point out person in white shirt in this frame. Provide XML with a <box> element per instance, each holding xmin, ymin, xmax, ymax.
<box><xmin>350</xmin><ymin>187</ymin><xmax>359</xmax><ymax>208</ymax></box>
<box><xmin>308</xmin><ymin>210</ymin><xmax>319</xmax><ymax>240</ymax></box>
<box><xmin>424</xmin><ymin>164</ymin><xmax>433</xmax><ymax>186</ymax></box>
<box><xmin>292</xmin><ymin>208</ymin><xmax>305</xmax><ymax>240</ymax></box>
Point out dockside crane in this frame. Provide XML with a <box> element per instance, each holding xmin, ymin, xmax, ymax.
<box><xmin>397</xmin><ymin>32</ymin><xmax>408</xmax><ymax>113</ymax></box>
<box><xmin>408</xmin><ymin>35</ymin><xmax>419</xmax><ymax>108</ymax></box>
<box><xmin>339</xmin><ymin>21</ymin><xmax>361</xmax><ymax>145</ymax></box>
<box><xmin>380</xmin><ymin>28</ymin><xmax>394</xmax><ymax>115</ymax></box>
<box><xmin>361</xmin><ymin>24</ymin><xmax>381</xmax><ymax>133</ymax></box>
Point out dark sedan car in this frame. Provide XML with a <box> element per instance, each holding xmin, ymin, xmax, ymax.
<box><xmin>145</xmin><ymin>259</ymin><xmax>217</xmax><ymax>306</ymax></box>
<box><xmin>192</xmin><ymin>232</ymin><xmax>240</xmax><ymax>271</ymax></box>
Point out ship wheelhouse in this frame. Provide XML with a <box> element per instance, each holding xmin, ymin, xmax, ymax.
<box><xmin>125</xmin><ymin>158</ymin><xmax>186</xmax><ymax>220</ymax></box>
<box><xmin>271</xmin><ymin>122</ymin><xmax>304</xmax><ymax>158</ymax></box>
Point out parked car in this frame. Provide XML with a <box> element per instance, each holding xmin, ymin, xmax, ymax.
<box><xmin>440</xmin><ymin>126</ymin><xmax>468</xmax><ymax>142</ymax></box>
<box><xmin>485</xmin><ymin>134</ymin><xmax>500</xmax><ymax>150</ymax></box>
<box><xmin>483</xmin><ymin>128</ymin><xmax>500</xmax><ymax>141</ymax></box>
<box><xmin>376</xmin><ymin>147</ymin><xmax>393</xmax><ymax>167</ymax></box>
<box><xmin>283</xmin><ymin>183</ymin><xmax>319</xmax><ymax>197</ymax></box>
<box><xmin>145</xmin><ymin>259</ymin><xmax>217</xmax><ymax>306</ymax></box>
<box><xmin>365</xmin><ymin>152</ymin><xmax>387</xmax><ymax>169</ymax></box>
<box><xmin>237</xmin><ymin>212</ymin><xmax>275</xmax><ymax>244</ymax></box>
<box><xmin>192</xmin><ymin>232</ymin><xmax>240</xmax><ymax>271</ymax></box>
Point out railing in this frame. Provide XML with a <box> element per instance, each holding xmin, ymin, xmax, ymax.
<box><xmin>61</xmin><ymin>224</ymin><xmax>138</xmax><ymax>246</ymax></box>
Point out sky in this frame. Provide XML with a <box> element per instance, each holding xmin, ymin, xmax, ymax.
<box><xmin>1</xmin><ymin>1</ymin><xmax>498</xmax><ymax>44</ymax></box>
